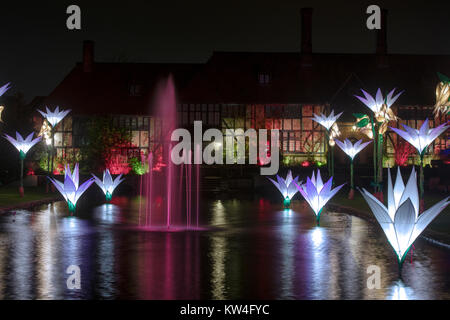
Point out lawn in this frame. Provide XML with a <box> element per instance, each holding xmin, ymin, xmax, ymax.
<box><xmin>0</xmin><ymin>186</ymin><xmax>57</xmax><ymax>209</ymax></box>
<box><xmin>330</xmin><ymin>191</ymin><xmax>450</xmax><ymax>235</ymax></box>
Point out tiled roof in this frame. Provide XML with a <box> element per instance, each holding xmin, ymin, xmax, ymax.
<box><xmin>43</xmin><ymin>51</ymin><xmax>450</xmax><ymax>117</ymax></box>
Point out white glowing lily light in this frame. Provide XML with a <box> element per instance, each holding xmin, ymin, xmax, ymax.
<box><xmin>354</xmin><ymin>88</ymin><xmax>403</xmax><ymax>115</ymax></box>
<box><xmin>0</xmin><ymin>83</ymin><xmax>11</xmax><ymax>123</ymax></box>
<box><xmin>37</xmin><ymin>106</ymin><xmax>71</xmax><ymax>127</ymax></box>
<box><xmin>4</xmin><ymin>132</ymin><xmax>42</xmax><ymax>159</ymax></box>
<box><xmin>335</xmin><ymin>139</ymin><xmax>371</xmax><ymax>161</ymax></box>
<box><xmin>312</xmin><ymin>110</ymin><xmax>343</xmax><ymax>131</ymax></box>
<box><xmin>268</xmin><ymin>170</ymin><xmax>301</xmax><ymax>207</ymax></box>
<box><xmin>3</xmin><ymin>132</ymin><xmax>42</xmax><ymax>196</ymax></box>
<box><xmin>0</xmin><ymin>82</ymin><xmax>11</xmax><ymax>96</ymax></box>
<box><xmin>335</xmin><ymin>139</ymin><xmax>372</xmax><ymax>191</ymax></box>
<box><xmin>390</xmin><ymin>119</ymin><xmax>449</xmax><ymax>157</ymax></box>
<box><xmin>359</xmin><ymin>167</ymin><xmax>449</xmax><ymax>272</ymax></box>
<box><xmin>294</xmin><ymin>170</ymin><xmax>345</xmax><ymax>224</ymax></box>
<box><xmin>92</xmin><ymin>169</ymin><xmax>124</xmax><ymax>202</ymax></box>
<box><xmin>48</xmin><ymin>163</ymin><xmax>94</xmax><ymax>213</ymax></box>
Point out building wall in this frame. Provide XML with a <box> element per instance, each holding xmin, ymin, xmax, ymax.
<box><xmin>39</xmin><ymin>104</ymin><xmax>448</xmax><ymax>173</ymax></box>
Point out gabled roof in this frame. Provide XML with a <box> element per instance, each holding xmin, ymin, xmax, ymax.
<box><xmin>180</xmin><ymin>51</ymin><xmax>450</xmax><ymax>110</ymax></box>
<box><xmin>43</xmin><ymin>51</ymin><xmax>450</xmax><ymax>117</ymax></box>
<box><xmin>43</xmin><ymin>62</ymin><xmax>202</xmax><ymax>116</ymax></box>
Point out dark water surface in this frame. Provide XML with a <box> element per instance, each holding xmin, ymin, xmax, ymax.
<box><xmin>0</xmin><ymin>198</ymin><xmax>449</xmax><ymax>300</ymax></box>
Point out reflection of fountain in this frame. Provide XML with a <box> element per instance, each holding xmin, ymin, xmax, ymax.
<box><xmin>139</xmin><ymin>76</ymin><xmax>201</xmax><ymax>231</ymax></box>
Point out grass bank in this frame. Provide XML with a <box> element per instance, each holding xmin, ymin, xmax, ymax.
<box><xmin>0</xmin><ymin>186</ymin><xmax>58</xmax><ymax>211</ymax></box>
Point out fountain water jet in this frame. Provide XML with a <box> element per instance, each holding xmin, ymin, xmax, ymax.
<box><xmin>138</xmin><ymin>76</ymin><xmax>202</xmax><ymax>231</ymax></box>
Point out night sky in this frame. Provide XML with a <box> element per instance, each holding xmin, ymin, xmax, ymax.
<box><xmin>0</xmin><ymin>0</ymin><xmax>449</xmax><ymax>101</ymax></box>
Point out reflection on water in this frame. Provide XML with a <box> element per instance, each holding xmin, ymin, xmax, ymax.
<box><xmin>0</xmin><ymin>199</ymin><xmax>449</xmax><ymax>299</ymax></box>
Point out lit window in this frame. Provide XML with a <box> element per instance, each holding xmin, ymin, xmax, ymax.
<box><xmin>258</xmin><ymin>73</ymin><xmax>271</xmax><ymax>85</ymax></box>
<box><xmin>129</xmin><ymin>84</ymin><xmax>143</xmax><ymax>96</ymax></box>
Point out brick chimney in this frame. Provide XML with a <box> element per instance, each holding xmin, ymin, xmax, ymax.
<box><xmin>376</xmin><ymin>9</ymin><xmax>388</xmax><ymax>67</ymax></box>
<box><xmin>300</xmin><ymin>8</ymin><xmax>313</xmax><ymax>67</ymax></box>
<box><xmin>82</xmin><ymin>40</ymin><xmax>95</xmax><ymax>72</ymax></box>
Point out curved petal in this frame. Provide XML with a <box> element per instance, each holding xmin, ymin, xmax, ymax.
<box><xmin>398</xmin><ymin>168</ymin><xmax>419</xmax><ymax>218</ymax></box>
<box><xmin>75</xmin><ymin>178</ymin><xmax>95</xmax><ymax>203</ymax></box>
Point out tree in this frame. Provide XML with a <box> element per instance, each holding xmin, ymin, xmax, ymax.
<box><xmin>81</xmin><ymin>117</ymin><xmax>132</xmax><ymax>173</ymax></box>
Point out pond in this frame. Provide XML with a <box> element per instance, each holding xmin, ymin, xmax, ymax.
<box><xmin>0</xmin><ymin>198</ymin><xmax>449</xmax><ymax>299</ymax></box>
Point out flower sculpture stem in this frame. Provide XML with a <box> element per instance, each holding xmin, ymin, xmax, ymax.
<box><xmin>377</xmin><ymin>133</ymin><xmax>383</xmax><ymax>199</ymax></box>
<box><xmin>19</xmin><ymin>153</ymin><xmax>25</xmax><ymax>197</ymax></box>
<box><xmin>371</xmin><ymin>115</ymin><xmax>377</xmax><ymax>194</ymax></box>
<box><xmin>419</xmin><ymin>151</ymin><xmax>425</xmax><ymax>210</ymax></box>
<box><xmin>316</xmin><ymin>208</ymin><xmax>323</xmax><ymax>226</ymax></box>
<box><xmin>68</xmin><ymin>200</ymin><xmax>76</xmax><ymax>213</ymax></box>
<box><xmin>350</xmin><ymin>158</ymin><xmax>354</xmax><ymax>190</ymax></box>
<box><xmin>335</xmin><ymin>139</ymin><xmax>371</xmax><ymax>200</ymax></box>
<box><xmin>331</xmin><ymin>145</ymin><xmax>335</xmax><ymax>181</ymax></box>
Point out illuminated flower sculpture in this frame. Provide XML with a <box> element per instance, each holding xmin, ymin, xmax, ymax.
<box><xmin>434</xmin><ymin>72</ymin><xmax>450</xmax><ymax>117</ymax></box>
<box><xmin>92</xmin><ymin>169</ymin><xmax>124</xmax><ymax>202</ymax></box>
<box><xmin>268</xmin><ymin>170</ymin><xmax>301</xmax><ymax>208</ymax></box>
<box><xmin>0</xmin><ymin>82</ymin><xmax>11</xmax><ymax>96</ymax></box>
<box><xmin>359</xmin><ymin>167</ymin><xmax>449</xmax><ymax>275</ymax></box>
<box><xmin>294</xmin><ymin>169</ymin><xmax>344</xmax><ymax>225</ymax></box>
<box><xmin>390</xmin><ymin>119</ymin><xmax>449</xmax><ymax>207</ymax></box>
<box><xmin>0</xmin><ymin>82</ymin><xmax>11</xmax><ymax>122</ymax></box>
<box><xmin>312</xmin><ymin>110</ymin><xmax>343</xmax><ymax>131</ymax></box>
<box><xmin>37</xmin><ymin>106</ymin><xmax>71</xmax><ymax>176</ymax></box>
<box><xmin>312</xmin><ymin>110</ymin><xmax>343</xmax><ymax>178</ymax></box>
<box><xmin>335</xmin><ymin>139</ymin><xmax>371</xmax><ymax>199</ymax></box>
<box><xmin>3</xmin><ymin>132</ymin><xmax>42</xmax><ymax>196</ymax></box>
<box><xmin>37</xmin><ymin>106</ymin><xmax>71</xmax><ymax>127</ymax></box>
<box><xmin>354</xmin><ymin>88</ymin><xmax>403</xmax><ymax>200</ymax></box>
<box><xmin>49</xmin><ymin>163</ymin><xmax>94</xmax><ymax>213</ymax></box>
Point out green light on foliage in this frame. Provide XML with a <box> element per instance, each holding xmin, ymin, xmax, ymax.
<box><xmin>129</xmin><ymin>157</ymin><xmax>148</xmax><ymax>175</ymax></box>
<box><xmin>353</xmin><ymin>113</ymin><xmax>367</xmax><ymax>119</ymax></box>
<box><xmin>356</xmin><ymin>118</ymin><xmax>370</xmax><ymax>128</ymax></box>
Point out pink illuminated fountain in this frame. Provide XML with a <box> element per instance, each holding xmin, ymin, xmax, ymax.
<box><xmin>139</xmin><ymin>76</ymin><xmax>201</xmax><ymax>231</ymax></box>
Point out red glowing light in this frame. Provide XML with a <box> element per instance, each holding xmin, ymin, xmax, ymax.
<box><xmin>394</xmin><ymin>141</ymin><xmax>414</xmax><ymax>167</ymax></box>
<box><xmin>301</xmin><ymin>161</ymin><xmax>311</xmax><ymax>167</ymax></box>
